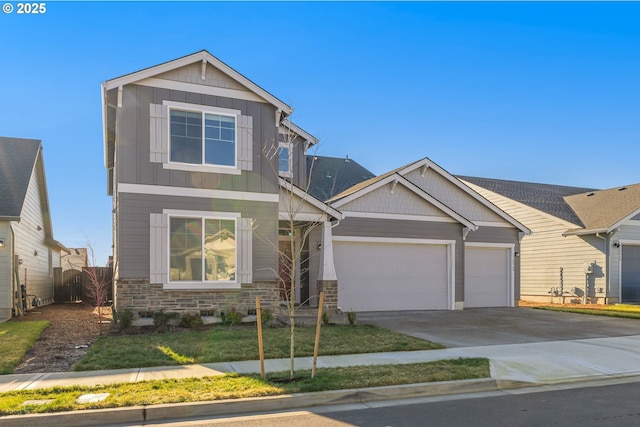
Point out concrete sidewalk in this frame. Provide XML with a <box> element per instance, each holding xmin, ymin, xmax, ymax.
<box><xmin>3</xmin><ymin>335</ymin><xmax>640</xmax><ymax>426</ymax></box>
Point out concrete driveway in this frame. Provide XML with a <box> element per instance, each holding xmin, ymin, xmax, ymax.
<box><xmin>358</xmin><ymin>307</ymin><xmax>640</xmax><ymax>347</ymax></box>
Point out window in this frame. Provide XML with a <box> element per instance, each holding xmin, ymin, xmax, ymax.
<box><xmin>169</xmin><ymin>216</ymin><xmax>236</xmax><ymax>283</ymax></box>
<box><xmin>278</xmin><ymin>142</ymin><xmax>291</xmax><ymax>177</ymax></box>
<box><xmin>170</xmin><ymin>109</ymin><xmax>236</xmax><ymax>167</ymax></box>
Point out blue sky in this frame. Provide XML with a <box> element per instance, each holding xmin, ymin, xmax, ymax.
<box><xmin>1</xmin><ymin>2</ymin><xmax>639</xmax><ymax>264</ymax></box>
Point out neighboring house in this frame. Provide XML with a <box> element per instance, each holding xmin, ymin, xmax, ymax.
<box><xmin>102</xmin><ymin>51</ymin><xmax>529</xmax><ymax>318</ymax></box>
<box><xmin>327</xmin><ymin>159</ymin><xmax>530</xmax><ymax>311</ymax></box>
<box><xmin>0</xmin><ymin>137</ymin><xmax>68</xmax><ymax>321</ymax></box>
<box><xmin>61</xmin><ymin>248</ymin><xmax>88</xmax><ymax>271</ymax></box>
<box><xmin>460</xmin><ymin>176</ymin><xmax>640</xmax><ymax>304</ymax></box>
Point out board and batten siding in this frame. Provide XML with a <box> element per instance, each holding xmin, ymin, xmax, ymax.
<box><xmin>10</xmin><ymin>163</ymin><xmax>55</xmax><ymax>306</ymax></box>
<box><xmin>117</xmin><ymin>193</ymin><xmax>278</xmax><ymax>282</ymax></box>
<box><xmin>333</xmin><ymin>218</ymin><xmax>464</xmax><ymax>302</ymax></box>
<box><xmin>610</xmin><ymin>222</ymin><xmax>640</xmax><ymax>301</ymax></box>
<box><xmin>0</xmin><ymin>223</ymin><xmax>12</xmax><ymax>320</ymax></box>
<box><xmin>465</xmin><ymin>181</ymin><xmax>607</xmax><ymax>301</ymax></box>
<box><xmin>114</xmin><ymin>84</ymin><xmax>279</xmax><ymax>195</ymax></box>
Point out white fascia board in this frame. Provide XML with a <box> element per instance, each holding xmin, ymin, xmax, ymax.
<box><xmin>278</xmin><ymin>178</ymin><xmax>343</xmax><ymax>220</ymax></box>
<box><xmin>399</xmin><ymin>159</ymin><xmax>530</xmax><ymax>234</ymax></box>
<box><xmin>101</xmin><ymin>83</ymin><xmax>108</xmax><ymax>169</ymax></box>
<box><xmin>562</xmin><ymin>228</ymin><xmax>609</xmax><ymax>237</ymax></box>
<box><xmin>103</xmin><ymin>51</ymin><xmax>292</xmax><ymax>115</ymax></box>
<box><xmin>281</xmin><ymin>120</ymin><xmax>318</xmax><ymax>146</ymax></box>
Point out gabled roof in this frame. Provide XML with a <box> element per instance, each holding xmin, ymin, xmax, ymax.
<box><xmin>281</xmin><ymin>121</ymin><xmax>318</xmax><ymax>147</ymax></box>
<box><xmin>458</xmin><ymin>176</ymin><xmax>596</xmax><ymax>227</ymax></box>
<box><xmin>0</xmin><ymin>137</ymin><xmax>68</xmax><ymax>253</ymax></box>
<box><xmin>306</xmin><ymin>155</ymin><xmax>376</xmax><ymax>201</ymax></box>
<box><xmin>103</xmin><ymin>50</ymin><xmax>292</xmax><ymax>114</ymax></box>
<box><xmin>563</xmin><ymin>183</ymin><xmax>640</xmax><ymax>235</ymax></box>
<box><xmin>329</xmin><ymin>172</ymin><xmax>478</xmax><ymax>231</ymax></box>
<box><xmin>0</xmin><ymin>137</ymin><xmax>41</xmax><ymax>220</ymax></box>
<box><xmin>368</xmin><ymin>158</ymin><xmax>530</xmax><ymax>234</ymax></box>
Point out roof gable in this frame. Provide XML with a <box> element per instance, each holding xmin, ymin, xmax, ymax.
<box><xmin>330</xmin><ymin>173</ymin><xmax>477</xmax><ymax>230</ymax></box>
<box><xmin>0</xmin><ymin>137</ymin><xmax>41</xmax><ymax>219</ymax></box>
<box><xmin>103</xmin><ymin>50</ymin><xmax>292</xmax><ymax>114</ymax></box>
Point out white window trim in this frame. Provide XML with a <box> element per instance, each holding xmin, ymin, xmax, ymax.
<box><xmin>278</xmin><ymin>141</ymin><xmax>292</xmax><ymax>178</ymax></box>
<box><xmin>165</xmin><ymin>210</ymin><xmax>240</xmax><ymax>290</ymax></box>
<box><xmin>163</xmin><ymin>100</ymin><xmax>242</xmax><ymax>174</ymax></box>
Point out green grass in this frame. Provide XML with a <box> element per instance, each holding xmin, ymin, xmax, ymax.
<box><xmin>532</xmin><ymin>304</ymin><xmax>640</xmax><ymax>319</ymax></box>
<box><xmin>0</xmin><ymin>321</ymin><xmax>49</xmax><ymax>374</ymax></box>
<box><xmin>74</xmin><ymin>324</ymin><xmax>444</xmax><ymax>371</ymax></box>
<box><xmin>0</xmin><ymin>358</ymin><xmax>489</xmax><ymax>415</ymax></box>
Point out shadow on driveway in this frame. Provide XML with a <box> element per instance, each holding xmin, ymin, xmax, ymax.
<box><xmin>358</xmin><ymin>307</ymin><xmax>640</xmax><ymax>347</ymax></box>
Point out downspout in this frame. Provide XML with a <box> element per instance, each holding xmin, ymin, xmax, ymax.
<box><xmin>595</xmin><ymin>233</ymin><xmax>609</xmax><ymax>303</ymax></box>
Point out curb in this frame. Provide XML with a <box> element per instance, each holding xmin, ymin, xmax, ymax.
<box><xmin>0</xmin><ymin>378</ymin><xmax>531</xmax><ymax>427</ymax></box>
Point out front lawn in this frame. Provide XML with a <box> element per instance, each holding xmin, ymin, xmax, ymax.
<box><xmin>0</xmin><ymin>358</ymin><xmax>489</xmax><ymax>415</ymax></box>
<box><xmin>0</xmin><ymin>320</ymin><xmax>49</xmax><ymax>374</ymax></box>
<box><xmin>532</xmin><ymin>304</ymin><xmax>640</xmax><ymax>319</ymax></box>
<box><xmin>74</xmin><ymin>324</ymin><xmax>444</xmax><ymax>371</ymax></box>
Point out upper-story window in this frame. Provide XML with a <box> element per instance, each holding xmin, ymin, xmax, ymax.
<box><xmin>170</xmin><ymin>109</ymin><xmax>236</xmax><ymax>167</ymax></box>
<box><xmin>150</xmin><ymin>101</ymin><xmax>253</xmax><ymax>175</ymax></box>
<box><xmin>278</xmin><ymin>142</ymin><xmax>291</xmax><ymax>177</ymax></box>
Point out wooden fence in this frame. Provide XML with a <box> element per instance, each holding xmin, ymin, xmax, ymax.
<box><xmin>54</xmin><ymin>267</ymin><xmax>113</xmax><ymax>305</ymax></box>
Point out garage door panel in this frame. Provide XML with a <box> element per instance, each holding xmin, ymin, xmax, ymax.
<box><xmin>465</xmin><ymin>246</ymin><xmax>510</xmax><ymax>308</ymax></box>
<box><xmin>334</xmin><ymin>241</ymin><xmax>449</xmax><ymax>312</ymax></box>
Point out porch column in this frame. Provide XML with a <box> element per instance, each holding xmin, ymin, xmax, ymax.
<box><xmin>317</xmin><ymin>221</ymin><xmax>338</xmax><ymax>310</ymax></box>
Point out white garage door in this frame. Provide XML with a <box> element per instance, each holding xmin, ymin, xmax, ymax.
<box><xmin>464</xmin><ymin>246</ymin><xmax>511</xmax><ymax>308</ymax></box>
<box><xmin>333</xmin><ymin>240</ymin><xmax>450</xmax><ymax>312</ymax></box>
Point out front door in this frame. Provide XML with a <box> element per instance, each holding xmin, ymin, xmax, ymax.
<box><xmin>622</xmin><ymin>244</ymin><xmax>640</xmax><ymax>302</ymax></box>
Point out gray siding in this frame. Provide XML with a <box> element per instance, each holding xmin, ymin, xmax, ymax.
<box><xmin>11</xmin><ymin>164</ymin><xmax>55</xmax><ymax>307</ymax></box>
<box><xmin>334</xmin><ymin>218</ymin><xmax>465</xmax><ymax>302</ymax></box>
<box><xmin>117</xmin><ymin>193</ymin><xmax>278</xmax><ymax>281</ymax></box>
<box><xmin>116</xmin><ymin>85</ymin><xmax>279</xmax><ymax>194</ymax></box>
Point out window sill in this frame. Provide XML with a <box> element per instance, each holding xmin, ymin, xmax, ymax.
<box><xmin>163</xmin><ymin>282</ymin><xmax>241</xmax><ymax>291</ymax></box>
<box><xmin>163</xmin><ymin>162</ymin><xmax>242</xmax><ymax>175</ymax></box>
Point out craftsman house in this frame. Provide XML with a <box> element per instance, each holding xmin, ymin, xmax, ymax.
<box><xmin>102</xmin><ymin>50</ymin><xmax>529</xmax><ymax>317</ymax></box>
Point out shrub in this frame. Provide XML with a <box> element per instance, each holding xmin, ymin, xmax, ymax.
<box><xmin>152</xmin><ymin>310</ymin><xmax>178</xmax><ymax>333</ymax></box>
<box><xmin>221</xmin><ymin>308</ymin><xmax>243</xmax><ymax>326</ymax></box>
<box><xmin>322</xmin><ymin>311</ymin><xmax>330</xmax><ymax>325</ymax></box>
<box><xmin>260</xmin><ymin>308</ymin><xmax>274</xmax><ymax>324</ymax></box>
<box><xmin>347</xmin><ymin>311</ymin><xmax>357</xmax><ymax>326</ymax></box>
<box><xmin>178</xmin><ymin>312</ymin><xmax>203</xmax><ymax>329</ymax></box>
<box><xmin>113</xmin><ymin>309</ymin><xmax>134</xmax><ymax>330</ymax></box>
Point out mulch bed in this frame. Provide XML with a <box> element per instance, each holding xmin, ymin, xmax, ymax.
<box><xmin>10</xmin><ymin>303</ymin><xmax>112</xmax><ymax>373</ymax></box>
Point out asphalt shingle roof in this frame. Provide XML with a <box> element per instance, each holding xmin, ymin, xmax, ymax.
<box><xmin>306</xmin><ymin>155</ymin><xmax>376</xmax><ymax>201</ymax></box>
<box><xmin>564</xmin><ymin>183</ymin><xmax>640</xmax><ymax>232</ymax></box>
<box><xmin>457</xmin><ymin>175</ymin><xmax>597</xmax><ymax>227</ymax></box>
<box><xmin>0</xmin><ymin>137</ymin><xmax>41</xmax><ymax>218</ymax></box>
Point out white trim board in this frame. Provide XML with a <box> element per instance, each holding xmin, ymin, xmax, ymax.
<box><xmin>118</xmin><ymin>183</ymin><xmax>279</xmax><ymax>203</ymax></box>
<box><xmin>341</xmin><ymin>211</ymin><xmax>457</xmax><ymax>223</ymax></box>
<box><xmin>333</xmin><ymin>235</ymin><xmax>456</xmax><ymax>246</ymax></box>
<box><xmin>141</xmin><ymin>78</ymin><xmax>266</xmax><ymax>105</ymax></box>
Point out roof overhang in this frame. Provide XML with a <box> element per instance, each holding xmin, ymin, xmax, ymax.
<box><xmin>563</xmin><ymin>207</ymin><xmax>640</xmax><ymax>237</ymax></box>
<box><xmin>399</xmin><ymin>159</ymin><xmax>531</xmax><ymax>235</ymax></box>
<box><xmin>279</xmin><ymin>177</ymin><xmax>343</xmax><ymax>221</ymax></box>
<box><xmin>280</xmin><ymin>120</ymin><xmax>318</xmax><ymax>147</ymax></box>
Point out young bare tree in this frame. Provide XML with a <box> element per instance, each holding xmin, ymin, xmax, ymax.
<box><xmin>262</xmin><ymin>122</ymin><xmax>338</xmax><ymax>379</ymax></box>
<box><xmin>82</xmin><ymin>242</ymin><xmax>112</xmax><ymax>335</ymax></box>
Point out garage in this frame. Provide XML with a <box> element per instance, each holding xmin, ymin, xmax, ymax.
<box><xmin>464</xmin><ymin>245</ymin><xmax>512</xmax><ymax>308</ymax></box>
<box><xmin>333</xmin><ymin>238</ymin><xmax>452</xmax><ymax>312</ymax></box>
<box><xmin>621</xmin><ymin>244</ymin><xmax>640</xmax><ymax>302</ymax></box>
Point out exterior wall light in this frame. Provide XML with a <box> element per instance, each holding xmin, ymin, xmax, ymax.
<box><xmin>0</xmin><ymin>239</ymin><xmax>4</xmax><ymax>248</ymax></box>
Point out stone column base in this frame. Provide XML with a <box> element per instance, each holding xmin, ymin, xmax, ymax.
<box><xmin>317</xmin><ymin>280</ymin><xmax>338</xmax><ymax>311</ymax></box>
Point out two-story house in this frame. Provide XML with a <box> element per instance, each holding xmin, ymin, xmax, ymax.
<box><xmin>103</xmin><ymin>50</ymin><xmax>529</xmax><ymax>319</ymax></box>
